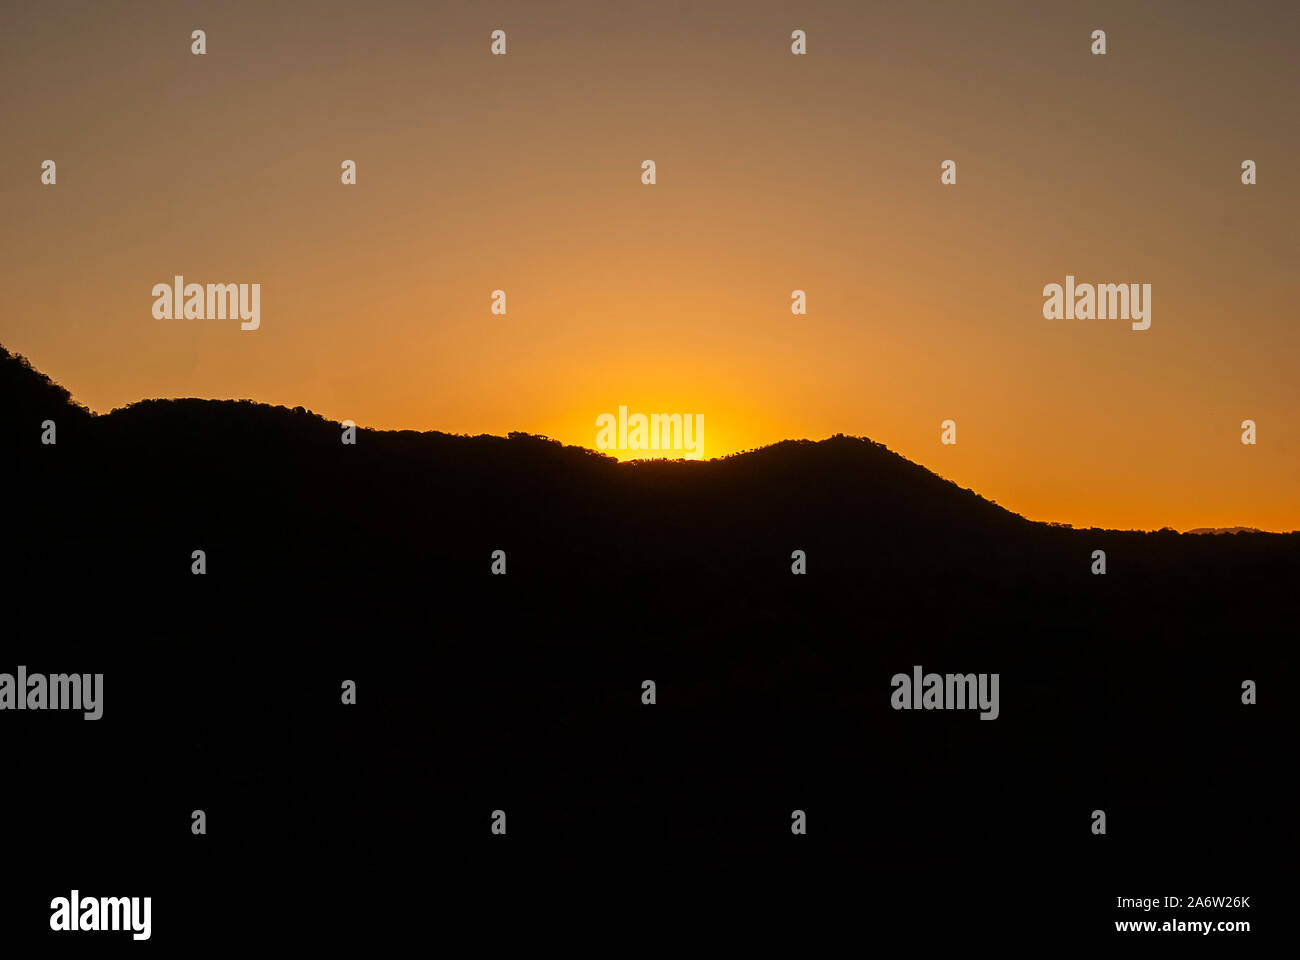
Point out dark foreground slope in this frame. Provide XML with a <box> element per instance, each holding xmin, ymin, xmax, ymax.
<box><xmin>2</xmin><ymin>347</ymin><xmax>1295</xmax><ymax>945</ymax></box>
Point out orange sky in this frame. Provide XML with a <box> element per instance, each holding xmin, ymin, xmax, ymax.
<box><xmin>2</xmin><ymin>1</ymin><xmax>1296</xmax><ymax>531</ymax></box>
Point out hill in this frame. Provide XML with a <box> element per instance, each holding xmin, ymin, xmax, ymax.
<box><xmin>2</xmin><ymin>343</ymin><xmax>1294</xmax><ymax>938</ymax></box>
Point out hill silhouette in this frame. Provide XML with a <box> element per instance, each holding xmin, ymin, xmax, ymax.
<box><xmin>3</xmin><ymin>344</ymin><xmax>1294</xmax><ymax>942</ymax></box>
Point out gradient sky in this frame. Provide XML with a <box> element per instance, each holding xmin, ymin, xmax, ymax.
<box><xmin>2</xmin><ymin>0</ymin><xmax>1296</xmax><ymax>531</ymax></box>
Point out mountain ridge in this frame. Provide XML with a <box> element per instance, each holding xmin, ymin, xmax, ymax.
<box><xmin>2</xmin><ymin>343</ymin><xmax>1291</xmax><ymax>535</ymax></box>
<box><xmin>2</xmin><ymin>340</ymin><xmax>1293</xmax><ymax>919</ymax></box>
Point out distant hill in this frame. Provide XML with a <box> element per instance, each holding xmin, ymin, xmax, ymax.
<box><xmin>1185</xmin><ymin>526</ymin><xmax>1266</xmax><ymax>535</ymax></box>
<box><xmin>3</xmin><ymin>341</ymin><xmax>1295</xmax><ymax>926</ymax></box>
<box><xmin>1</xmin><ymin>342</ymin><xmax>1282</xmax><ymax>537</ymax></box>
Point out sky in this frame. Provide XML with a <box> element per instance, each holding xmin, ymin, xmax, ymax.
<box><xmin>1</xmin><ymin>0</ymin><xmax>1296</xmax><ymax>531</ymax></box>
